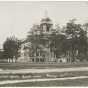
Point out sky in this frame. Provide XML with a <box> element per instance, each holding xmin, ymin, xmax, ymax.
<box><xmin>0</xmin><ymin>1</ymin><xmax>88</xmax><ymax>48</ymax></box>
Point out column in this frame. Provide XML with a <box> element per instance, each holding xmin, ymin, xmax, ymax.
<box><xmin>34</xmin><ymin>51</ymin><xmax>36</xmax><ymax>63</ymax></box>
<box><xmin>39</xmin><ymin>50</ymin><xmax>41</xmax><ymax>63</ymax></box>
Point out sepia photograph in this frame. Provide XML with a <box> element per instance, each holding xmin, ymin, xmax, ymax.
<box><xmin>0</xmin><ymin>1</ymin><xmax>88</xmax><ymax>86</ymax></box>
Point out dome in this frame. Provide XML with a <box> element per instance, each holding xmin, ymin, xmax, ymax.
<box><xmin>41</xmin><ymin>17</ymin><xmax>51</xmax><ymax>22</ymax></box>
<box><xmin>40</xmin><ymin>17</ymin><xmax>53</xmax><ymax>24</ymax></box>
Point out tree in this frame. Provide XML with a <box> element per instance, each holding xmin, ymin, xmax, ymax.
<box><xmin>49</xmin><ymin>25</ymin><xmax>67</xmax><ymax>61</ymax></box>
<box><xmin>0</xmin><ymin>50</ymin><xmax>4</xmax><ymax>62</ymax></box>
<box><xmin>3</xmin><ymin>36</ymin><xmax>20</xmax><ymax>62</ymax></box>
<box><xmin>65</xmin><ymin>19</ymin><xmax>88</xmax><ymax>62</ymax></box>
<box><xmin>26</xmin><ymin>19</ymin><xmax>88</xmax><ymax>63</ymax></box>
<box><xmin>27</xmin><ymin>24</ymin><xmax>42</xmax><ymax>57</ymax></box>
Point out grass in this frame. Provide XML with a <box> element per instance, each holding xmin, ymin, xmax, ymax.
<box><xmin>1</xmin><ymin>78</ymin><xmax>88</xmax><ymax>86</ymax></box>
<box><xmin>0</xmin><ymin>62</ymin><xmax>88</xmax><ymax>81</ymax></box>
<box><xmin>0</xmin><ymin>62</ymin><xmax>88</xmax><ymax>86</ymax></box>
<box><xmin>0</xmin><ymin>62</ymin><xmax>88</xmax><ymax>69</ymax></box>
<box><xmin>0</xmin><ymin>71</ymin><xmax>88</xmax><ymax>81</ymax></box>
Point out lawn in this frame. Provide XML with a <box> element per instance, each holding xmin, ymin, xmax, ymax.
<box><xmin>1</xmin><ymin>71</ymin><xmax>88</xmax><ymax>78</ymax></box>
<box><xmin>0</xmin><ymin>71</ymin><xmax>88</xmax><ymax>83</ymax></box>
<box><xmin>1</xmin><ymin>78</ymin><xmax>88</xmax><ymax>86</ymax></box>
<box><xmin>0</xmin><ymin>62</ymin><xmax>88</xmax><ymax>86</ymax></box>
<box><xmin>0</xmin><ymin>62</ymin><xmax>88</xmax><ymax>70</ymax></box>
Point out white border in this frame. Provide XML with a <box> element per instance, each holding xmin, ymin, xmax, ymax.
<box><xmin>4</xmin><ymin>0</ymin><xmax>88</xmax><ymax>1</ymax></box>
<box><xmin>0</xmin><ymin>1</ymin><xmax>87</xmax><ymax>88</ymax></box>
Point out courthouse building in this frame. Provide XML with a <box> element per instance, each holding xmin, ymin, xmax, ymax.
<box><xmin>18</xmin><ymin>15</ymin><xmax>67</xmax><ymax>63</ymax></box>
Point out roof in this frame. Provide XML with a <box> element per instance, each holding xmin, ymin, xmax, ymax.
<box><xmin>41</xmin><ymin>17</ymin><xmax>51</xmax><ymax>22</ymax></box>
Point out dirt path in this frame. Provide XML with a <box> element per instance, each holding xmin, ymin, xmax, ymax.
<box><xmin>0</xmin><ymin>76</ymin><xmax>88</xmax><ymax>85</ymax></box>
<box><xmin>1</xmin><ymin>67</ymin><xmax>88</xmax><ymax>74</ymax></box>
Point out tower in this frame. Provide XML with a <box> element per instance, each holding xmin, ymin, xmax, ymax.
<box><xmin>40</xmin><ymin>10</ymin><xmax>53</xmax><ymax>33</ymax></box>
<box><xmin>39</xmin><ymin>11</ymin><xmax>56</xmax><ymax>62</ymax></box>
